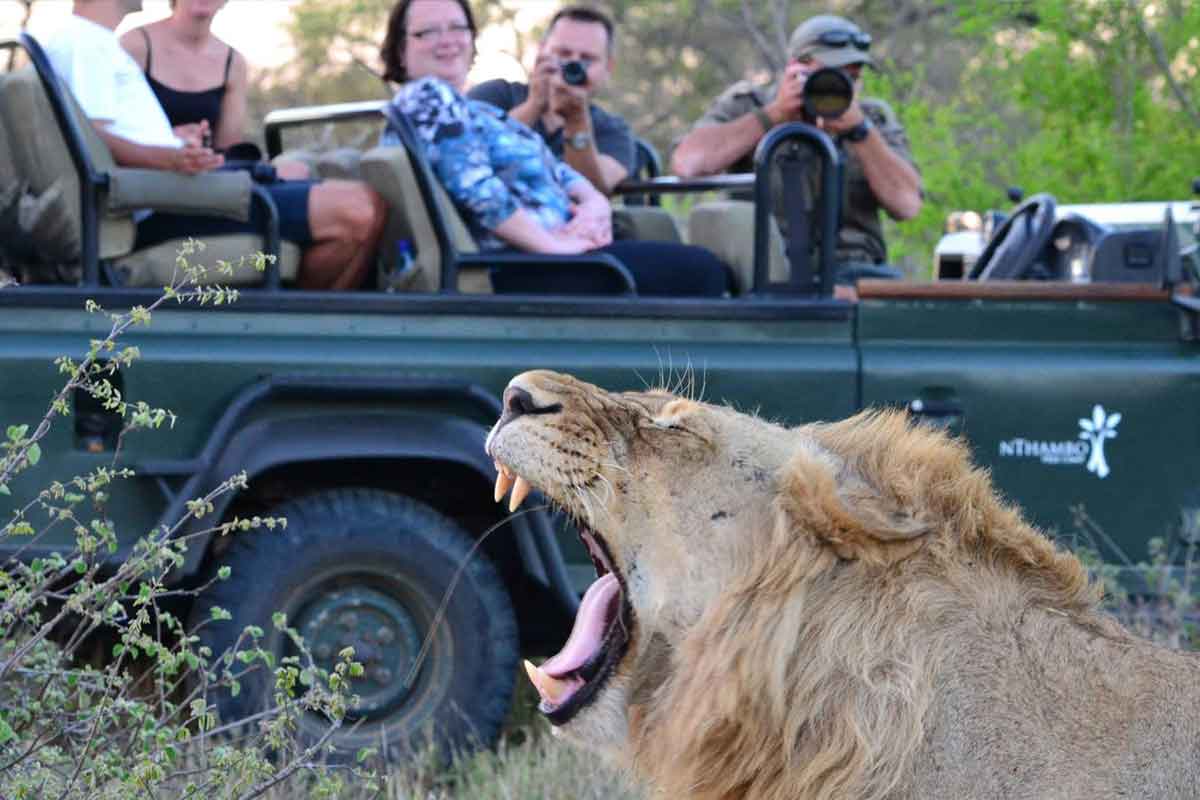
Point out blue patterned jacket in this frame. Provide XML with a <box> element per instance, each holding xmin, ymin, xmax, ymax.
<box><xmin>383</xmin><ymin>77</ymin><xmax>589</xmax><ymax>251</ymax></box>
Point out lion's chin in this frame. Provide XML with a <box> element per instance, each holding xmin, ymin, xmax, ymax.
<box><xmin>524</xmin><ymin>525</ymin><xmax>633</xmax><ymax>726</ymax></box>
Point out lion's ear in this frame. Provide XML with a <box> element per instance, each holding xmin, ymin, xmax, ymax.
<box><xmin>778</xmin><ymin>442</ymin><xmax>931</xmax><ymax>566</ymax></box>
<box><xmin>652</xmin><ymin>398</ymin><xmax>701</xmax><ymax>428</ymax></box>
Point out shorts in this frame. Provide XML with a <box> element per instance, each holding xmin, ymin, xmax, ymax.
<box><xmin>134</xmin><ymin>179</ymin><xmax>316</xmax><ymax>250</ymax></box>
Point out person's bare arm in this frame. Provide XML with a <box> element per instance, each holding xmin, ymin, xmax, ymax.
<box><xmin>93</xmin><ymin>122</ymin><xmax>223</xmax><ymax>175</ymax></box>
<box><xmin>560</xmin><ymin>122</ymin><xmax>627</xmax><ymax>195</ymax></box>
<box><xmin>671</xmin><ymin>113</ymin><xmax>767</xmax><ymax>178</ymax></box>
<box><xmin>510</xmin><ymin>57</ymin><xmax>556</xmax><ymax>129</ymax></box>
<box><xmin>550</xmin><ymin>79</ymin><xmax>629</xmax><ymax>195</ymax></box>
<box><xmin>118</xmin><ymin>28</ymin><xmax>149</xmax><ymax>70</ymax></box>
<box><xmin>492</xmin><ymin>207</ymin><xmax>594</xmax><ymax>254</ymax></box>
<box><xmin>817</xmin><ymin>101</ymin><xmax>922</xmax><ymax>221</ymax></box>
<box><xmin>846</xmin><ymin>131</ymin><xmax>922</xmax><ymax>220</ymax></box>
<box><xmin>672</xmin><ymin>63</ymin><xmax>807</xmax><ymax>178</ymax></box>
<box><xmin>215</xmin><ymin>49</ymin><xmax>249</xmax><ymax>151</ymax></box>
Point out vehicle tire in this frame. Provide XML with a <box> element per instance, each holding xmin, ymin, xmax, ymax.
<box><xmin>190</xmin><ymin>488</ymin><xmax>518</xmax><ymax>761</ymax></box>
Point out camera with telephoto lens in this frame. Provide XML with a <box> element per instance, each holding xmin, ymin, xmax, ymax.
<box><xmin>560</xmin><ymin>59</ymin><xmax>588</xmax><ymax>87</ymax></box>
<box><xmin>801</xmin><ymin>66</ymin><xmax>854</xmax><ymax>120</ymax></box>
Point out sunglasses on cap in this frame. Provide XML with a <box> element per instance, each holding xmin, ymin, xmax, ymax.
<box><xmin>816</xmin><ymin>30</ymin><xmax>872</xmax><ymax>51</ymax></box>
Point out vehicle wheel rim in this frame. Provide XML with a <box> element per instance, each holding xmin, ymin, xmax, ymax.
<box><xmin>295</xmin><ymin>583</ymin><xmax>424</xmax><ymax>719</ymax></box>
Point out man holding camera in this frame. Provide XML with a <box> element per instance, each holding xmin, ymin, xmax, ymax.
<box><xmin>672</xmin><ymin>14</ymin><xmax>922</xmax><ymax>269</ymax></box>
<box><xmin>468</xmin><ymin>6</ymin><xmax>636</xmax><ymax>196</ymax></box>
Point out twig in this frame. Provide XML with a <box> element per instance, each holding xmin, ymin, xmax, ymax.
<box><xmin>1131</xmin><ymin>2</ymin><xmax>1200</xmax><ymax>129</ymax></box>
<box><xmin>235</xmin><ymin>717</ymin><xmax>344</xmax><ymax>800</ymax></box>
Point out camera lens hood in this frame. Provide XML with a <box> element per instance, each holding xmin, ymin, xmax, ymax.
<box><xmin>561</xmin><ymin>60</ymin><xmax>588</xmax><ymax>87</ymax></box>
<box><xmin>803</xmin><ymin>67</ymin><xmax>854</xmax><ymax>120</ymax></box>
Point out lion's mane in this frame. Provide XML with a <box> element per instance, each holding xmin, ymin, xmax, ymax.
<box><xmin>629</xmin><ymin>410</ymin><xmax>1112</xmax><ymax>800</ymax></box>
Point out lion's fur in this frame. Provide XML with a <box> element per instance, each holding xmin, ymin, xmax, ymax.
<box><xmin>488</xmin><ymin>371</ymin><xmax>1200</xmax><ymax>800</ymax></box>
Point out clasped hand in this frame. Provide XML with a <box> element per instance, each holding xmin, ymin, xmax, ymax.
<box><xmin>170</xmin><ymin>119</ymin><xmax>223</xmax><ymax>175</ymax></box>
<box><xmin>553</xmin><ymin>193</ymin><xmax>612</xmax><ymax>252</ymax></box>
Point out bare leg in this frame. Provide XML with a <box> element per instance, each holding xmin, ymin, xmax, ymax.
<box><xmin>297</xmin><ymin>180</ymin><xmax>387</xmax><ymax>291</ymax></box>
<box><xmin>274</xmin><ymin>158</ymin><xmax>312</xmax><ymax>181</ymax></box>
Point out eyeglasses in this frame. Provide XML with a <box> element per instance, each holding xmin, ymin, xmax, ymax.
<box><xmin>408</xmin><ymin>22</ymin><xmax>472</xmax><ymax>42</ymax></box>
<box><xmin>816</xmin><ymin>30</ymin><xmax>872</xmax><ymax>51</ymax></box>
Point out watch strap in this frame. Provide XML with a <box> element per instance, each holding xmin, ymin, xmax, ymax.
<box><xmin>566</xmin><ymin>131</ymin><xmax>592</xmax><ymax>150</ymax></box>
<box><xmin>844</xmin><ymin>118</ymin><xmax>873</xmax><ymax>143</ymax></box>
<box><xmin>752</xmin><ymin>106</ymin><xmax>774</xmax><ymax>134</ymax></box>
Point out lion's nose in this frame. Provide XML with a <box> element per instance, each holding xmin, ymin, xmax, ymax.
<box><xmin>504</xmin><ymin>386</ymin><xmax>539</xmax><ymax>417</ymax></box>
<box><xmin>502</xmin><ymin>385</ymin><xmax>563</xmax><ymax>419</ymax></box>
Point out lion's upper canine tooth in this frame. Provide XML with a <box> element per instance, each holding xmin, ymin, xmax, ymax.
<box><xmin>494</xmin><ymin>469</ymin><xmax>514</xmax><ymax>503</ymax></box>
<box><xmin>509</xmin><ymin>475</ymin><xmax>531</xmax><ymax>512</ymax></box>
<box><xmin>524</xmin><ymin>659</ymin><xmax>571</xmax><ymax>704</ymax></box>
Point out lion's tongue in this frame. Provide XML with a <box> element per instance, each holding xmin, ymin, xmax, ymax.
<box><xmin>540</xmin><ymin>572</ymin><xmax>619</xmax><ymax>678</ymax></box>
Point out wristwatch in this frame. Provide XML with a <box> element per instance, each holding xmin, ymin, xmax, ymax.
<box><xmin>843</xmin><ymin>118</ymin><xmax>873</xmax><ymax>143</ymax></box>
<box><xmin>566</xmin><ymin>131</ymin><xmax>592</xmax><ymax>151</ymax></box>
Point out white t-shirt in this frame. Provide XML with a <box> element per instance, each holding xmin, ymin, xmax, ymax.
<box><xmin>42</xmin><ymin>15</ymin><xmax>181</xmax><ymax>149</ymax></box>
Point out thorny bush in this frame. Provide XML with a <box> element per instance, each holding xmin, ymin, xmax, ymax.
<box><xmin>0</xmin><ymin>241</ymin><xmax>382</xmax><ymax>799</ymax></box>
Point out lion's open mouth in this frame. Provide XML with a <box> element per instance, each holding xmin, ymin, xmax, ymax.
<box><xmin>493</xmin><ymin>462</ymin><xmax>634</xmax><ymax>725</ymax></box>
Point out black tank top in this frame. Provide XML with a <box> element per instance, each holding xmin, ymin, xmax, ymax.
<box><xmin>141</xmin><ymin>28</ymin><xmax>233</xmax><ymax>130</ymax></box>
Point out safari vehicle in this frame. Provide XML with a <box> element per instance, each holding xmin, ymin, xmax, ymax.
<box><xmin>933</xmin><ymin>188</ymin><xmax>1200</xmax><ymax>280</ymax></box>
<box><xmin>4</xmin><ymin>31</ymin><xmax>1200</xmax><ymax>758</ymax></box>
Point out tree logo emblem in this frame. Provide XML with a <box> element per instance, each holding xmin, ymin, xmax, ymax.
<box><xmin>1078</xmin><ymin>404</ymin><xmax>1120</xmax><ymax>479</ymax></box>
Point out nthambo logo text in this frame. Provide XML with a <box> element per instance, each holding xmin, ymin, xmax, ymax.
<box><xmin>998</xmin><ymin>405</ymin><xmax>1121</xmax><ymax>479</ymax></box>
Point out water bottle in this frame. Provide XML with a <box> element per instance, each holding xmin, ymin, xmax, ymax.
<box><xmin>384</xmin><ymin>239</ymin><xmax>418</xmax><ymax>292</ymax></box>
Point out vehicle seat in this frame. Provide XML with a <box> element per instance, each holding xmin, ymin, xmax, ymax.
<box><xmin>612</xmin><ymin>137</ymin><xmax>683</xmax><ymax>244</ymax></box>
<box><xmin>687</xmin><ymin>200</ymin><xmax>788</xmax><ymax>293</ymax></box>
<box><xmin>613</xmin><ymin>205</ymin><xmax>683</xmax><ymax>243</ymax></box>
<box><xmin>0</xmin><ymin>61</ymin><xmax>300</xmax><ymax>286</ymax></box>
<box><xmin>314</xmin><ymin>147</ymin><xmax>364</xmax><ymax>180</ymax></box>
<box><xmin>359</xmin><ymin>144</ymin><xmax>484</xmax><ymax>293</ymax></box>
<box><xmin>1089</xmin><ymin>229</ymin><xmax>1163</xmax><ymax>283</ymax></box>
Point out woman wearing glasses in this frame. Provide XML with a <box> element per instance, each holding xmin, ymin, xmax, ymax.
<box><xmin>671</xmin><ymin>14</ymin><xmax>923</xmax><ymax>277</ymax></box>
<box><xmin>379</xmin><ymin>0</ymin><xmax>731</xmax><ymax>297</ymax></box>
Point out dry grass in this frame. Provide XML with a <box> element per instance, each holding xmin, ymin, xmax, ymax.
<box><xmin>375</xmin><ymin>675</ymin><xmax>642</xmax><ymax>800</ymax></box>
<box><xmin>253</xmin><ymin>672</ymin><xmax>645</xmax><ymax>800</ymax></box>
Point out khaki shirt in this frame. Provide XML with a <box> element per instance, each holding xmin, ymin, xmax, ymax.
<box><xmin>690</xmin><ymin>79</ymin><xmax>918</xmax><ymax>264</ymax></box>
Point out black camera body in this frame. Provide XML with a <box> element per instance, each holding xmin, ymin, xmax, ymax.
<box><xmin>801</xmin><ymin>66</ymin><xmax>854</xmax><ymax>120</ymax></box>
<box><xmin>561</xmin><ymin>60</ymin><xmax>588</xmax><ymax>87</ymax></box>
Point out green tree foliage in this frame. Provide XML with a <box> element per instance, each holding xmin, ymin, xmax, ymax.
<box><xmin>878</xmin><ymin>0</ymin><xmax>1200</xmax><ymax>268</ymax></box>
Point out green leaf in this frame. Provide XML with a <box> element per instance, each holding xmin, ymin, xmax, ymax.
<box><xmin>0</xmin><ymin>484</ymin><xmax>8</xmax><ymax>496</ymax></box>
<box><xmin>26</xmin><ymin>442</ymin><xmax>40</xmax><ymax>465</ymax></box>
<box><xmin>0</xmin><ymin>716</ymin><xmax>15</xmax><ymax>746</ymax></box>
<box><xmin>217</xmin><ymin>565</ymin><xmax>231</xmax><ymax>580</ymax></box>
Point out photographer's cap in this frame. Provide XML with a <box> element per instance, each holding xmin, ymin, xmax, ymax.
<box><xmin>788</xmin><ymin>15</ymin><xmax>874</xmax><ymax>68</ymax></box>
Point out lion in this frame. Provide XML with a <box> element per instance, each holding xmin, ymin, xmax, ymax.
<box><xmin>486</xmin><ymin>370</ymin><xmax>1200</xmax><ymax>800</ymax></box>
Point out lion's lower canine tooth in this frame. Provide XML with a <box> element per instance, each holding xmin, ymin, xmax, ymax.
<box><xmin>524</xmin><ymin>659</ymin><xmax>570</xmax><ymax>704</ymax></box>
<box><xmin>494</xmin><ymin>469</ymin><xmax>514</xmax><ymax>503</ymax></box>
<box><xmin>509</xmin><ymin>475</ymin><xmax>531</xmax><ymax>512</ymax></box>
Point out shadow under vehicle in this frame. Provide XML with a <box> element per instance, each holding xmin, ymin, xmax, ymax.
<box><xmin>4</xmin><ymin>32</ymin><xmax>1200</xmax><ymax>759</ymax></box>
